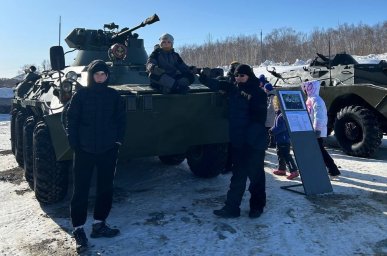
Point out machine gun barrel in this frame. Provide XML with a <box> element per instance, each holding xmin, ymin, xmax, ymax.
<box><xmin>111</xmin><ymin>14</ymin><xmax>160</xmax><ymax>42</ymax></box>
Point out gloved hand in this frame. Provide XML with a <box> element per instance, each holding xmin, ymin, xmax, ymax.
<box><xmin>315</xmin><ymin>130</ymin><xmax>321</xmax><ymax>138</ymax></box>
<box><xmin>115</xmin><ymin>142</ymin><xmax>122</xmax><ymax>151</ymax></box>
<box><xmin>71</xmin><ymin>146</ymin><xmax>80</xmax><ymax>153</ymax></box>
<box><xmin>189</xmin><ymin>66</ymin><xmax>198</xmax><ymax>74</ymax></box>
<box><xmin>152</xmin><ymin>66</ymin><xmax>165</xmax><ymax>76</ymax></box>
<box><xmin>200</xmin><ymin>67</ymin><xmax>211</xmax><ymax>77</ymax></box>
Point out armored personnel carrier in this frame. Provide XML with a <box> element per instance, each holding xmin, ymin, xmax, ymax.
<box><xmin>11</xmin><ymin>14</ymin><xmax>228</xmax><ymax>204</ymax></box>
<box><xmin>270</xmin><ymin>52</ymin><xmax>387</xmax><ymax>157</ymax></box>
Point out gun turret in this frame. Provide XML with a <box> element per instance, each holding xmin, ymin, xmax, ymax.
<box><xmin>63</xmin><ymin>14</ymin><xmax>160</xmax><ymax>66</ymax></box>
<box><xmin>111</xmin><ymin>14</ymin><xmax>160</xmax><ymax>43</ymax></box>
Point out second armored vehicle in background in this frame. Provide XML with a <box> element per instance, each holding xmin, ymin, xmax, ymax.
<box><xmin>306</xmin><ymin>52</ymin><xmax>387</xmax><ymax>157</ymax></box>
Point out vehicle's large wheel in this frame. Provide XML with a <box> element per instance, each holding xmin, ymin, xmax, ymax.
<box><xmin>33</xmin><ymin>121</ymin><xmax>70</xmax><ymax>204</ymax></box>
<box><xmin>10</xmin><ymin>108</ymin><xmax>18</xmax><ymax>155</ymax></box>
<box><xmin>159</xmin><ymin>154</ymin><xmax>186</xmax><ymax>165</ymax></box>
<box><xmin>186</xmin><ymin>143</ymin><xmax>228</xmax><ymax>178</ymax></box>
<box><xmin>334</xmin><ymin>106</ymin><xmax>382</xmax><ymax>157</ymax></box>
<box><xmin>15</xmin><ymin>111</ymin><xmax>27</xmax><ymax>166</ymax></box>
<box><xmin>23</xmin><ymin>116</ymin><xmax>36</xmax><ymax>189</ymax></box>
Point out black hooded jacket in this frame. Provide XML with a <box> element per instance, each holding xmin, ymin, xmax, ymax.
<box><xmin>199</xmin><ymin>72</ymin><xmax>267</xmax><ymax>149</ymax></box>
<box><xmin>66</xmin><ymin>60</ymin><xmax>126</xmax><ymax>154</ymax></box>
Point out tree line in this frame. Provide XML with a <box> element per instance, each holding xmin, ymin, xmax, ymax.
<box><xmin>178</xmin><ymin>21</ymin><xmax>387</xmax><ymax>68</ymax></box>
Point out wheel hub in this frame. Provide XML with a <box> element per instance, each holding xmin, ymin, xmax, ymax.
<box><xmin>344</xmin><ymin>121</ymin><xmax>362</xmax><ymax>142</ymax></box>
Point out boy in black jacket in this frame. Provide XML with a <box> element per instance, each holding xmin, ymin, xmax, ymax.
<box><xmin>66</xmin><ymin>60</ymin><xmax>126</xmax><ymax>253</ymax></box>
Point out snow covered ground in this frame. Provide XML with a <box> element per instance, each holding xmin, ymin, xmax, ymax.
<box><xmin>0</xmin><ymin>113</ymin><xmax>386</xmax><ymax>256</ymax></box>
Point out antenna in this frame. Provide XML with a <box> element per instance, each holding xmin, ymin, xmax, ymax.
<box><xmin>260</xmin><ymin>29</ymin><xmax>263</xmax><ymax>64</ymax></box>
<box><xmin>328</xmin><ymin>36</ymin><xmax>332</xmax><ymax>86</ymax></box>
<box><xmin>59</xmin><ymin>16</ymin><xmax>61</xmax><ymax>46</ymax></box>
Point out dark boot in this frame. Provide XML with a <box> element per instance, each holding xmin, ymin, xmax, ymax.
<box><xmin>329</xmin><ymin>169</ymin><xmax>341</xmax><ymax>176</ymax></box>
<box><xmin>72</xmin><ymin>228</ymin><xmax>88</xmax><ymax>253</ymax></box>
<box><xmin>90</xmin><ymin>222</ymin><xmax>120</xmax><ymax>238</ymax></box>
<box><xmin>213</xmin><ymin>206</ymin><xmax>240</xmax><ymax>218</ymax></box>
<box><xmin>249</xmin><ymin>208</ymin><xmax>263</xmax><ymax>219</ymax></box>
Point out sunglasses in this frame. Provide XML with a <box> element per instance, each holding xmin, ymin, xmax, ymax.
<box><xmin>235</xmin><ymin>74</ymin><xmax>246</xmax><ymax>78</ymax></box>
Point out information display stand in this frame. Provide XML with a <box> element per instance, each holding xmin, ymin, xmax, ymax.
<box><xmin>276</xmin><ymin>90</ymin><xmax>333</xmax><ymax>195</ymax></box>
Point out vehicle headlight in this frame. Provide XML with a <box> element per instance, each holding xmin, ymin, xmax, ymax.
<box><xmin>61</xmin><ymin>80</ymin><xmax>73</xmax><ymax>93</ymax></box>
<box><xmin>65</xmin><ymin>71</ymin><xmax>78</xmax><ymax>81</ymax></box>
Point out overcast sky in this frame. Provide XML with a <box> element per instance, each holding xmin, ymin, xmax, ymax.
<box><xmin>1</xmin><ymin>0</ymin><xmax>386</xmax><ymax>78</ymax></box>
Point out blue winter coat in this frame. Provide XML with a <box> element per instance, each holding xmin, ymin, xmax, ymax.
<box><xmin>199</xmin><ymin>75</ymin><xmax>267</xmax><ymax>150</ymax></box>
<box><xmin>270</xmin><ymin>110</ymin><xmax>291</xmax><ymax>145</ymax></box>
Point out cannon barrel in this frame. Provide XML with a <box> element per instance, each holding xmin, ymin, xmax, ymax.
<box><xmin>111</xmin><ymin>14</ymin><xmax>160</xmax><ymax>42</ymax></box>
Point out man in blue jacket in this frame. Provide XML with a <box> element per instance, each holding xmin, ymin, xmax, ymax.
<box><xmin>199</xmin><ymin>64</ymin><xmax>267</xmax><ymax>218</ymax></box>
<box><xmin>66</xmin><ymin>60</ymin><xmax>126</xmax><ymax>253</ymax></box>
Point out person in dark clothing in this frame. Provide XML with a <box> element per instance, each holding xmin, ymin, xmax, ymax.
<box><xmin>14</xmin><ymin>65</ymin><xmax>41</xmax><ymax>98</ymax></box>
<box><xmin>146</xmin><ymin>33</ymin><xmax>195</xmax><ymax>94</ymax></box>
<box><xmin>222</xmin><ymin>61</ymin><xmax>240</xmax><ymax>174</ymax></box>
<box><xmin>270</xmin><ymin>96</ymin><xmax>299</xmax><ymax>180</ymax></box>
<box><xmin>258</xmin><ymin>74</ymin><xmax>268</xmax><ymax>88</ymax></box>
<box><xmin>66</xmin><ymin>60</ymin><xmax>126</xmax><ymax>253</ymax></box>
<box><xmin>199</xmin><ymin>64</ymin><xmax>267</xmax><ymax>219</ymax></box>
<box><xmin>226</xmin><ymin>61</ymin><xmax>240</xmax><ymax>83</ymax></box>
<box><xmin>23</xmin><ymin>65</ymin><xmax>40</xmax><ymax>83</ymax></box>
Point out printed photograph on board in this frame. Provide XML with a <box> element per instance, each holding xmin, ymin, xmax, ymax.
<box><xmin>278</xmin><ymin>90</ymin><xmax>306</xmax><ymax>111</ymax></box>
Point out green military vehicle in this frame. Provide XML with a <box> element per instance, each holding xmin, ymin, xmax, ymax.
<box><xmin>11</xmin><ymin>14</ymin><xmax>228</xmax><ymax>204</ymax></box>
<box><xmin>270</xmin><ymin>52</ymin><xmax>387</xmax><ymax>157</ymax></box>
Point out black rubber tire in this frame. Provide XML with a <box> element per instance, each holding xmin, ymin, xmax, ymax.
<box><xmin>23</xmin><ymin>116</ymin><xmax>36</xmax><ymax>189</ymax></box>
<box><xmin>334</xmin><ymin>106</ymin><xmax>382</xmax><ymax>157</ymax></box>
<box><xmin>158</xmin><ymin>154</ymin><xmax>186</xmax><ymax>165</ymax></box>
<box><xmin>15</xmin><ymin>111</ymin><xmax>27</xmax><ymax>167</ymax></box>
<box><xmin>186</xmin><ymin>143</ymin><xmax>228</xmax><ymax>178</ymax></box>
<box><xmin>10</xmin><ymin>108</ymin><xmax>18</xmax><ymax>155</ymax></box>
<box><xmin>33</xmin><ymin>121</ymin><xmax>70</xmax><ymax>204</ymax></box>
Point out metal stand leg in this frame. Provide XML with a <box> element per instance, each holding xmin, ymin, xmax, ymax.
<box><xmin>280</xmin><ymin>184</ymin><xmax>305</xmax><ymax>195</ymax></box>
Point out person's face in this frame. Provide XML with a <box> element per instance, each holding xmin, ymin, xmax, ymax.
<box><xmin>160</xmin><ymin>40</ymin><xmax>172</xmax><ymax>50</ymax></box>
<box><xmin>235</xmin><ymin>73</ymin><xmax>249</xmax><ymax>83</ymax></box>
<box><xmin>93</xmin><ymin>71</ymin><xmax>108</xmax><ymax>83</ymax></box>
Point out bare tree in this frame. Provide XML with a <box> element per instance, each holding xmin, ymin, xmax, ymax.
<box><xmin>41</xmin><ymin>59</ymin><xmax>51</xmax><ymax>71</ymax></box>
<box><xmin>179</xmin><ymin>21</ymin><xmax>387</xmax><ymax>68</ymax></box>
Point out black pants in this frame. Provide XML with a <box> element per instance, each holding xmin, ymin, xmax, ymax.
<box><xmin>276</xmin><ymin>143</ymin><xmax>298</xmax><ymax>172</ymax></box>
<box><xmin>225</xmin><ymin>145</ymin><xmax>266</xmax><ymax>211</ymax></box>
<box><xmin>70</xmin><ymin>147</ymin><xmax>118</xmax><ymax>227</ymax></box>
<box><xmin>317</xmin><ymin>137</ymin><xmax>339</xmax><ymax>173</ymax></box>
<box><xmin>223</xmin><ymin>143</ymin><xmax>233</xmax><ymax>173</ymax></box>
<box><xmin>266</xmin><ymin>127</ymin><xmax>275</xmax><ymax>147</ymax></box>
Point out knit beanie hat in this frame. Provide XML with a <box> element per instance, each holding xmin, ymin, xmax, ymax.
<box><xmin>234</xmin><ymin>64</ymin><xmax>254</xmax><ymax>77</ymax></box>
<box><xmin>259</xmin><ymin>74</ymin><xmax>266</xmax><ymax>83</ymax></box>
<box><xmin>227</xmin><ymin>61</ymin><xmax>240</xmax><ymax>77</ymax></box>
<box><xmin>87</xmin><ymin>59</ymin><xmax>110</xmax><ymax>86</ymax></box>
<box><xmin>159</xmin><ymin>33</ymin><xmax>174</xmax><ymax>45</ymax></box>
<box><xmin>29</xmin><ymin>65</ymin><xmax>37</xmax><ymax>72</ymax></box>
<box><xmin>264</xmin><ymin>83</ymin><xmax>273</xmax><ymax>91</ymax></box>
